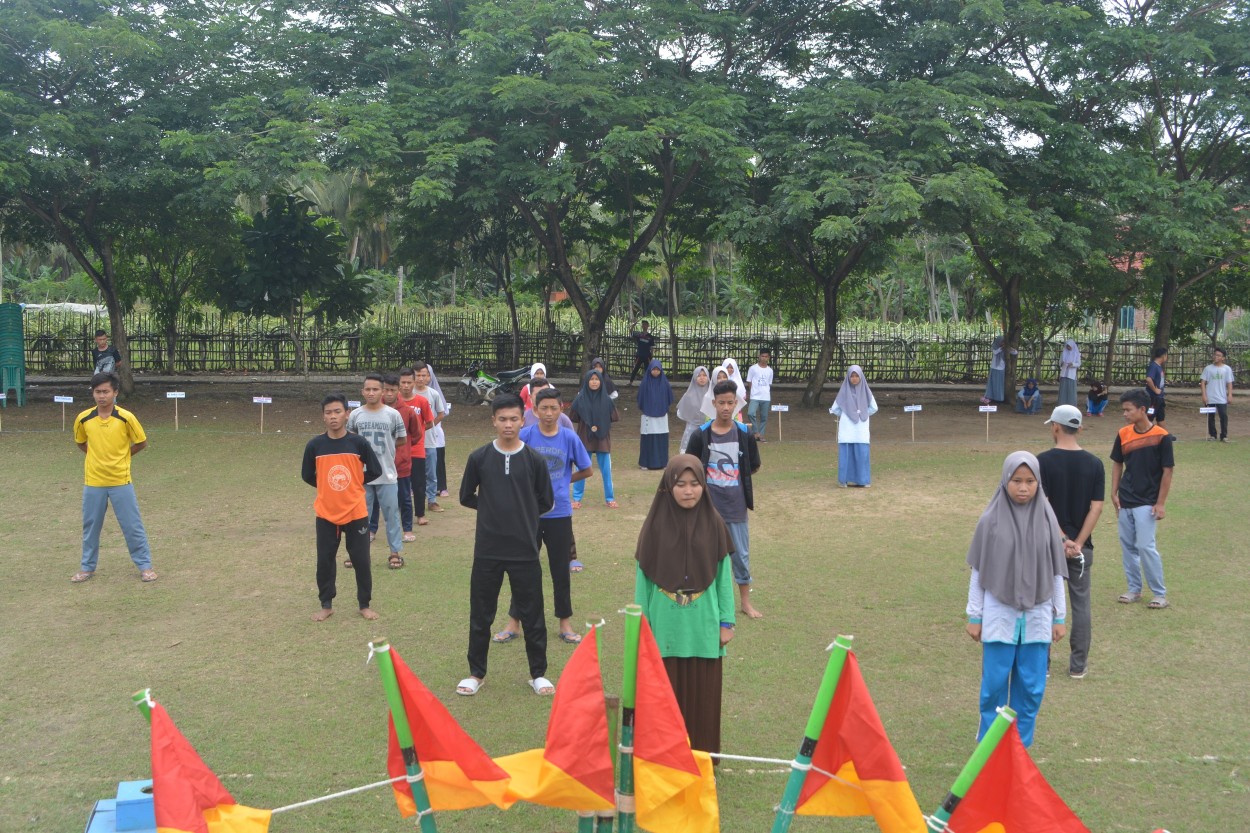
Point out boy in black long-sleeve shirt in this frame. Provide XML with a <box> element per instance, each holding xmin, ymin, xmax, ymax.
<box><xmin>458</xmin><ymin>394</ymin><xmax>555</xmax><ymax>696</ymax></box>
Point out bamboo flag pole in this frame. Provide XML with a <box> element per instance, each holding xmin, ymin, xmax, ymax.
<box><xmin>132</xmin><ymin>688</ymin><xmax>154</xmax><ymax>724</ymax></box>
<box><xmin>616</xmin><ymin>603</ymin><xmax>644</xmax><ymax>833</ymax></box>
<box><xmin>372</xmin><ymin>639</ymin><xmax>439</xmax><ymax>833</ymax></box>
<box><xmin>924</xmin><ymin>706</ymin><xmax>1017</xmax><ymax>832</ymax></box>
<box><xmin>769</xmin><ymin>635</ymin><xmax>853</xmax><ymax>833</ymax></box>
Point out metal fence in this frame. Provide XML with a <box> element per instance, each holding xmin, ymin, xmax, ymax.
<box><xmin>19</xmin><ymin>306</ymin><xmax>1244</xmax><ymax>386</ymax></box>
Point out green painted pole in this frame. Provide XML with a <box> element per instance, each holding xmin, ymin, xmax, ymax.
<box><xmin>372</xmin><ymin>639</ymin><xmax>439</xmax><ymax>833</ymax></box>
<box><xmin>131</xmin><ymin>689</ymin><xmax>153</xmax><ymax>724</ymax></box>
<box><xmin>925</xmin><ymin>706</ymin><xmax>1017</xmax><ymax>832</ymax></box>
<box><xmin>616</xmin><ymin>604</ymin><xmax>643</xmax><ymax>833</ymax></box>
<box><xmin>769</xmin><ymin>635</ymin><xmax>854</xmax><ymax>833</ymax></box>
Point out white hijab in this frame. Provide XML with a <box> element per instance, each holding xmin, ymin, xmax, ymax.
<box><xmin>1061</xmin><ymin>340</ymin><xmax>1081</xmax><ymax>368</ymax></box>
<box><xmin>701</xmin><ymin>364</ymin><xmax>745</xmax><ymax>420</ymax></box>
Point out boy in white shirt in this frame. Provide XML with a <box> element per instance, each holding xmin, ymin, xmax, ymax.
<box><xmin>745</xmin><ymin>348</ymin><xmax>774</xmax><ymax>441</ymax></box>
<box><xmin>1200</xmin><ymin>347</ymin><xmax>1235</xmax><ymax>442</ymax></box>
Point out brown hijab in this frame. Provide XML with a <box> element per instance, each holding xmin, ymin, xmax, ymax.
<box><xmin>635</xmin><ymin>454</ymin><xmax>733</xmax><ymax>593</ymax></box>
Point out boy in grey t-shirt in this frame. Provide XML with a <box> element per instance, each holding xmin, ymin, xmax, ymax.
<box><xmin>347</xmin><ymin>374</ymin><xmax>407</xmax><ymax>567</ymax></box>
<box><xmin>1200</xmin><ymin>347</ymin><xmax>1235</xmax><ymax>442</ymax></box>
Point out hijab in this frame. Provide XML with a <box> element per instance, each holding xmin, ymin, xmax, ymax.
<box><xmin>966</xmin><ymin>451</ymin><xmax>1068</xmax><ymax>610</ymax></box>
<box><xmin>722</xmin><ymin>358</ymin><xmax>747</xmax><ymax>399</ymax></box>
<box><xmin>426</xmin><ymin>363</ymin><xmax>446</xmax><ymax>401</ymax></box>
<box><xmin>677</xmin><ymin>366</ymin><xmax>711</xmax><ymax>424</ymax></box>
<box><xmin>700</xmin><ymin>364</ymin><xmax>745</xmax><ymax>421</ymax></box>
<box><xmin>635</xmin><ymin>455</ymin><xmax>732</xmax><ymax>594</ymax></box>
<box><xmin>570</xmin><ymin>369</ymin><xmax>615</xmax><ymax>439</ymax></box>
<box><xmin>529</xmin><ymin>362</ymin><xmax>548</xmax><ymax>379</ymax></box>
<box><xmin>1061</xmin><ymin>339</ymin><xmax>1081</xmax><ymax>367</ymax></box>
<box><xmin>590</xmin><ymin>357</ymin><xmax>618</xmax><ymax>395</ymax></box>
<box><xmin>832</xmin><ymin>364</ymin><xmax>873</xmax><ymax>424</ymax></box>
<box><xmin>990</xmin><ymin>335</ymin><xmax>1005</xmax><ymax>354</ymax></box>
<box><xmin>1022</xmin><ymin>378</ymin><xmax>1039</xmax><ymax>395</ymax></box>
<box><xmin>637</xmin><ymin>359</ymin><xmax>674</xmax><ymax>417</ymax></box>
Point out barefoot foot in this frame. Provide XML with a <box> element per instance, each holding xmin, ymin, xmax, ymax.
<box><xmin>741</xmin><ymin>604</ymin><xmax>764</xmax><ymax>619</ymax></box>
<box><xmin>312</xmin><ymin>608</ymin><xmax>334</xmax><ymax>622</ymax></box>
<box><xmin>359</xmin><ymin>607</ymin><xmax>379</xmax><ymax>620</ymax></box>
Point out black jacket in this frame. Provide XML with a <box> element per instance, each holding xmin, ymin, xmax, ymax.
<box><xmin>684</xmin><ymin>423</ymin><xmax>761</xmax><ymax>511</ymax></box>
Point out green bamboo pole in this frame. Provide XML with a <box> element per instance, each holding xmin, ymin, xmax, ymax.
<box><xmin>132</xmin><ymin>689</ymin><xmax>153</xmax><ymax>724</ymax></box>
<box><xmin>616</xmin><ymin>604</ymin><xmax>644</xmax><ymax>833</ymax></box>
<box><xmin>372</xmin><ymin>640</ymin><xmax>439</xmax><ymax>833</ymax></box>
<box><xmin>925</xmin><ymin>706</ymin><xmax>1017</xmax><ymax>832</ymax></box>
<box><xmin>769</xmin><ymin>635</ymin><xmax>854</xmax><ymax>833</ymax></box>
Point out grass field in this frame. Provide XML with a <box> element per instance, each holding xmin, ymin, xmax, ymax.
<box><xmin>1</xmin><ymin>383</ymin><xmax>1247</xmax><ymax>832</ymax></box>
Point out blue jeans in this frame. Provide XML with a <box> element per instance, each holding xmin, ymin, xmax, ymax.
<box><xmin>726</xmin><ymin>520</ymin><xmax>751</xmax><ymax>585</ymax></box>
<box><xmin>1118</xmin><ymin>505</ymin><xmax>1166</xmax><ymax>599</ymax></box>
<box><xmin>1015</xmin><ymin>392</ymin><xmax>1041</xmax><ymax>415</ymax></box>
<box><xmin>425</xmin><ymin>446</ymin><xmax>440</xmax><ymax>503</ymax></box>
<box><xmin>571</xmin><ymin>452</ymin><xmax>614</xmax><ymax>502</ymax></box>
<box><xmin>365</xmin><ymin>482</ymin><xmax>402</xmax><ymax>554</ymax></box>
<box><xmin>746</xmin><ymin>399</ymin><xmax>770</xmax><ymax>437</ymax></box>
<box><xmin>979</xmin><ymin>641</ymin><xmax>1049</xmax><ymax>747</ymax></box>
<box><xmin>1088</xmin><ymin>397</ymin><xmax>1108</xmax><ymax>415</ymax></box>
<box><xmin>82</xmin><ymin>484</ymin><xmax>152</xmax><ymax>572</ymax></box>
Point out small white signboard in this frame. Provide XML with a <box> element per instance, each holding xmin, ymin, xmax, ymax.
<box><xmin>904</xmin><ymin>404</ymin><xmax>923</xmax><ymax>413</ymax></box>
<box><xmin>1147</xmin><ymin>407</ymin><xmax>1155</xmax><ymax>415</ymax></box>
<box><xmin>348</xmin><ymin>400</ymin><xmax>362</xmax><ymax>409</ymax></box>
<box><xmin>253</xmin><ymin>396</ymin><xmax>273</xmax><ymax>404</ymax></box>
<box><xmin>54</xmin><ymin>395</ymin><xmax>74</xmax><ymax>404</ymax></box>
<box><xmin>1199</xmin><ymin>406</ymin><xmax>1217</xmax><ymax>414</ymax></box>
<box><xmin>978</xmin><ymin>405</ymin><xmax>997</xmax><ymax>413</ymax></box>
<box><xmin>166</xmin><ymin>391</ymin><xmax>186</xmax><ymax>399</ymax></box>
<box><xmin>771</xmin><ymin>404</ymin><xmax>789</xmax><ymax>412</ymax></box>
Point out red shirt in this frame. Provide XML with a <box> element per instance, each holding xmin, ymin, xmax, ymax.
<box><xmin>398</xmin><ymin>394</ymin><xmax>432</xmax><ymax>458</ymax></box>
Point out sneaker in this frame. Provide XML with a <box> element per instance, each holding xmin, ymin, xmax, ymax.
<box><xmin>1207</xmin><ymin>436</ymin><xmax>1218</xmax><ymax>441</ymax></box>
<box><xmin>429</xmin><ymin>502</ymin><xmax>445</xmax><ymax>513</ymax></box>
<box><xmin>1221</xmin><ymin>438</ymin><xmax>1232</xmax><ymax>443</ymax></box>
<box><xmin>1069</xmin><ymin>669</ymin><xmax>1087</xmax><ymax>680</ymax></box>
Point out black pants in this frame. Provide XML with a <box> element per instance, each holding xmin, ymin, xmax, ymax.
<box><xmin>628</xmin><ymin>354</ymin><xmax>651</xmax><ymax>383</ymax></box>
<box><xmin>509</xmin><ymin>516</ymin><xmax>574</xmax><ymax>621</ymax></box>
<box><xmin>436</xmin><ymin>446</ymin><xmax>447</xmax><ymax>493</ymax></box>
<box><xmin>1208</xmin><ymin>404</ymin><xmax>1229</xmax><ymax>439</ymax></box>
<box><xmin>468</xmin><ymin>557</ymin><xmax>546</xmax><ymax>680</ymax></box>
<box><xmin>315</xmin><ymin>516</ymin><xmax>372</xmax><ymax>609</ymax></box>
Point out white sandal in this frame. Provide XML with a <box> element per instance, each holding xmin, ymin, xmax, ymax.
<box><xmin>456</xmin><ymin>677</ymin><xmax>484</xmax><ymax>696</ymax></box>
<box><xmin>528</xmin><ymin>676</ymin><xmax>555</xmax><ymax>696</ymax></box>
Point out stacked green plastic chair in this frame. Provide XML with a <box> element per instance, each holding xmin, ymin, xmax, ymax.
<box><xmin>0</xmin><ymin>303</ymin><xmax>26</xmax><ymax>406</ymax></box>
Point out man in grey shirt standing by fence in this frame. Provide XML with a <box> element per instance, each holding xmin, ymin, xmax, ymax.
<box><xmin>347</xmin><ymin>374</ymin><xmax>408</xmax><ymax>570</ymax></box>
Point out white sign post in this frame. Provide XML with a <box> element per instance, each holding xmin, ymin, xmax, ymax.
<box><xmin>253</xmin><ymin>396</ymin><xmax>272</xmax><ymax>433</ymax></box>
<box><xmin>979</xmin><ymin>404</ymin><xmax>997</xmax><ymax>441</ymax></box>
<box><xmin>1199</xmin><ymin>406</ymin><xmax>1216</xmax><ymax>414</ymax></box>
<box><xmin>166</xmin><ymin>391</ymin><xmax>186</xmax><ymax>431</ymax></box>
<box><xmin>903</xmin><ymin>404</ymin><xmax>922</xmax><ymax>442</ymax></box>
<box><xmin>54</xmin><ymin>395</ymin><xmax>74</xmax><ymax>431</ymax></box>
<box><xmin>347</xmin><ymin>400</ymin><xmax>362</xmax><ymax>409</ymax></box>
<box><xmin>770</xmin><ymin>403</ymin><xmax>789</xmax><ymax>442</ymax></box>
<box><xmin>0</xmin><ymin>391</ymin><xmax>5</xmax><ymax>432</ymax></box>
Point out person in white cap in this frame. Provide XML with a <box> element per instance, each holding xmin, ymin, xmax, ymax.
<box><xmin>1037</xmin><ymin>404</ymin><xmax>1105</xmax><ymax>679</ymax></box>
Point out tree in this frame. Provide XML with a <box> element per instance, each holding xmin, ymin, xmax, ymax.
<box><xmin>210</xmin><ymin>195</ymin><xmax>374</xmax><ymax>376</ymax></box>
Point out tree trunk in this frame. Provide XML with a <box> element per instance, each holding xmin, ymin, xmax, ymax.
<box><xmin>501</xmin><ymin>252</ymin><xmax>521</xmax><ymax>367</ymax></box>
<box><xmin>1003</xmin><ymin>276</ymin><xmax>1023</xmax><ymax>397</ymax></box>
<box><xmin>288</xmin><ymin>304</ymin><xmax>308</xmax><ymax>380</ymax></box>
<box><xmin>1103</xmin><ymin>313</ymin><xmax>1120</xmax><ymax>388</ymax></box>
<box><xmin>1152</xmin><ymin>270</ymin><xmax>1179</xmax><ymax>352</ymax></box>
<box><xmin>802</xmin><ymin>279</ymin><xmax>840</xmax><ymax>407</ymax></box>
<box><xmin>165</xmin><ymin>324</ymin><xmax>176</xmax><ymax>375</ymax></box>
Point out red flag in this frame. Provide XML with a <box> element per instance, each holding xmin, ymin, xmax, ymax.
<box><xmin>496</xmin><ymin>625</ymin><xmax>615</xmax><ymax>810</ymax></box>
<box><xmin>795</xmin><ymin>651</ymin><xmax>924</xmax><ymax>833</ymax></box>
<box><xmin>149</xmin><ymin>703</ymin><xmax>270</xmax><ymax>833</ymax></box>
<box><xmin>946</xmin><ymin>723</ymin><xmax>1090</xmax><ymax>833</ymax></box>
<box><xmin>385</xmin><ymin>647</ymin><xmax>513</xmax><ymax>813</ymax></box>
<box><xmin>632</xmin><ymin>615</ymin><xmax>718</xmax><ymax>833</ymax></box>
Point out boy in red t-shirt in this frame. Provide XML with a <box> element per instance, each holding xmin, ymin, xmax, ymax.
<box><xmin>396</xmin><ymin>368</ymin><xmax>435</xmax><ymax>524</ymax></box>
<box><xmin>382</xmin><ymin>374</ymin><xmax>426</xmax><ymax>536</ymax></box>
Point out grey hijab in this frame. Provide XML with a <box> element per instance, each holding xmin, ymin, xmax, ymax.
<box><xmin>966</xmin><ymin>451</ymin><xmax>1068</xmax><ymax>609</ymax></box>
<box><xmin>677</xmin><ymin>366</ymin><xmax>711</xmax><ymax>423</ymax></box>
<box><xmin>832</xmin><ymin>364</ymin><xmax>873</xmax><ymax>424</ymax></box>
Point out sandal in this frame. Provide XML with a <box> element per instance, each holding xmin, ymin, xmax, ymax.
<box><xmin>605</xmin><ymin>500</ymin><xmax>619</xmax><ymax>509</ymax></box>
<box><xmin>343</xmin><ymin>559</ymin><xmax>353</xmax><ymax>570</ymax></box>
<box><xmin>1147</xmin><ymin>598</ymin><xmax>1170</xmax><ymax>609</ymax></box>
<box><xmin>388</xmin><ymin>553</ymin><xmax>405</xmax><ymax>570</ymax></box>
<box><xmin>403</xmin><ymin>531</ymin><xmax>417</xmax><ymax>542</ymax></box>
<box><xmin>570</xmin><ymin>559</ymin><xmax>585</xmax><ymax>573</ymax></box>
<box><xmin>70</xmin><ymin>571</ymin><xmax>95</xmax><ymax>583</ymax></box>
<box><xmin>492</xmin><ymin>630</ymin><xmax>519</xmax><ymax>644</ymax></box>
<box><xmin>528</xmin><ymin>676</ymin><xmax>556</xmax><ymax>695</ymax></box>
<box><xmin>571</xmin><ymin>501</ymin><xmax>582</xmax><ymax>510</ymax></box>
<box><xmin>1117</xmin><ymin>592</ymin><xmax>1141</xmax><ymax>604</ymax></box>
<box><xmin>140</xmin><ymin>570</ymin><xmax>158</xmax><ymax>582</ymax></box>
<box><xmin>456</xmin><ymin>677</ymin><xmax>484</xmax><ymax>696</ymax></box>
<box><xmin>558</xmin><ymin>631</ymin><xmax>582</xmax><ymax>644</ymax></box>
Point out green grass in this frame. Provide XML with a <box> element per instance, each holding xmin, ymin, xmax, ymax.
<box><xmin>1</xmin><ymin>390</ymin><xmax>1247</xmax><ymax>832</ymax></box>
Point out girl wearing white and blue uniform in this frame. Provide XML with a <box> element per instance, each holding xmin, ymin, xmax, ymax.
<box><xmin>829</xmin><ymin>364</ymin><xmax>878</xmax><ymax>487</ymax></box>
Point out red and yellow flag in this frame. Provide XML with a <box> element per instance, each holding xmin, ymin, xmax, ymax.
<box><xmin>633</xmin><ymin>615</ymin><xmax>719</xmax><ymax>833</ymax></box>
<box><xmin>385</xmin><ymin>647</ymin><xmax>513</xmax><ymax>813</ymax></box>
<box><xmin>795</xmin><ymin>651</ymin><xmax>925</xmax><ymax>833</ymax></box>
<box><xmin>496</xmin><ymin>625</ymin><xmax>615</xmax><ymax>810</ymax></box>
<box><xmin>946</xmin><ymin>723</ymin><xmax>1090</xmax><ymax>833</ymax></box>
<box><xmin>149</xmin><ymin>703</ymin><xmax>270</xmax><ymax>833</ymax></box>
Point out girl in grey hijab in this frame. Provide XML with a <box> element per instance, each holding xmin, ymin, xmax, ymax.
<box><xmin>964</xmin><ymin>450</ymin><xmax>1068</xmax><ymax>748</ymax></box>
<box><xmin>676</xmin><ymin>366</ymin><xmax>711</xmax><ymax>453</ymax></box>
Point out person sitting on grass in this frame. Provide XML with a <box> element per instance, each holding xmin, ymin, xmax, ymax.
<box><xmin>1087</xmin><ymin>378</ymin><xmax>1109</xmax><ymax>417</ymax></box>
<box><xmin>965</xmin><ymin>451</ymin><xmax>1067</xmax><ymax>747</ymax></box>
<box><xmin>301</xmin><ymin>393</ymin><xmax>385</xmax><ymax>622</ymax></box>
<box><xmin>457</xmin><ymin>394</ymin><xmax>555</xmax><ymax>697</ymax></box>
<box><xmin>1015</xmin><ymin>378</ymin><xmax>1042</xmax><ymax>415</ymax></box>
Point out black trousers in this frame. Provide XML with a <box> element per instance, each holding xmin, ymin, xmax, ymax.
<box><xmin>509</xmin><ymin>515</ymin><xmax>574</xmax><ymax>621</ymax></box>
<box><xmin>628</xmin><ymin>354</ymin><xmax>651</xmax><ymax>383</ymax></box>
<box><xmin>436</xmin><ymin>446</ymin><xmax>448</xmax><ymax>492</ymax></box>
<box><xmin>468</xmin><ymin>557</ymin><xmax>546</xmax><ymax>680</ymax></box>
<box><xmin>315</xmin><ymin>516</ymin><xmax>372</xmax><ymax>609</ymax></box>
<box><xmin>1208</xmin><ymin>404</ymin><xmax>1229</xmax><ymax>439</ymax></box>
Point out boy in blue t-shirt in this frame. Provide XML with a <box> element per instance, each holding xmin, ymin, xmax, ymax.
<box><xmin>496</xmin><ymin>388</ymin><xmax>593</xmax><ymax>645</ymax></box>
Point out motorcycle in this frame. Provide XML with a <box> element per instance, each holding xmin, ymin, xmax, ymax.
<box><xmin>458</xmin><ymin>360</ymin><xmax>530</xmax><ymax>404</ymax></box>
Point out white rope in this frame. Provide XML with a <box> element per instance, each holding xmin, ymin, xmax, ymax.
<box><xmin>270</xmin><ymin>775</ymin><xmax>406</xmax><ymax>814</ymax></box>
<box><xmin>706</xmin><ymin>753</ymin><xmax>864</xmax><ymax>791</ymax></box>
<box><xmin>407</xmin><ymin>771</ymin><xmax>425</xmax><ymax>784</ymax></box>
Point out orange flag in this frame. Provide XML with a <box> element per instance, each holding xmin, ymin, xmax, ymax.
<box><xmin>385</xmin><ymin>647</ymin><xmax>513</xmax><ymax>813</ymax></box>
<box><xmin>495</xmin><ymin>625</ymin><xmax>616</xmax><ymax>810</ymax></box>
<box><xmin>632</xmin><ymin>615</ymin><xmax>719</xmax><ymax>833</ymax></box>
<box><xmin>946</xmin><ymin>723</ymin><xmax>1091</xmax><ymax>833</ymax></box>
<box><xmin>795</xmin><ymin>651</ymin><xmax>925</xmax><ymax>833</ymax></box>
<box><xmin>149</xmin><ymin>703</ymin><xmax>271</xmax><ymax>833</ymax></box>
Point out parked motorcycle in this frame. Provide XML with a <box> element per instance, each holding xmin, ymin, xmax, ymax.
<box><xmin>458</xmin><ymin>360</ymin><xmax>530</xmax><ymax>404</ymax></box>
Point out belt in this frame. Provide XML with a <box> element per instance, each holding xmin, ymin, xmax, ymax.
<box><xmin>659</xmin><ymin>588</ymin><xmax>704</xmax><ymax>607</ymax></box>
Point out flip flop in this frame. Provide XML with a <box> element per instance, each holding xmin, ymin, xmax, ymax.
<box><xmin>343</xmin><ymin>559</ymin><xmax>353</xmax><ymax>569</ymax></box>
<box><xmin>492</xmin><ymin>630</ymin><xmax>519</xmax><ymax>644</ymax></box>
<box><xmin>456</xmin><ymin>677</ymin><xmax>484</xmax><ymax>696</ymax></box>
<box><xmin>140</xmin><ymin>570</ymin><xmax>158</xmax><ymax>582</ymax></box>
<box><xmin>70</xmin><ymin>571</ymin><xmax>95</xmax><ymax>583</ymax></box>
<box><xmin>388</xmin><ymin>553</ymin><xmax>405</xmax><ymax>570</ymax></box>
<box><xmin>570</xmin><ymin>560</ymin><xmax>585</xmax><ymax>573</ymax></box>
<box><xmin>403</xmin><ymin>531</ymin><xmax>417</xmax><ymax>542</ymax></box>
<box><xmin>558</xmin><ymin>631</ymin><xmax>582</xmax><ymax>644</ymax></box>
<box><xmin>571</xmin><ymin>501</ymin><xmax>582</xmax><ymax>509</ymax></box>
<box><xmin>1147</xmin><ymin>598</ymin><xmax>1170</xmax><ymax>609</ymax></box>
<box><xmin>605</xmin><ymin>500</ymin><xmax>619</xmax><ymax>509</ymax></box>
<box><xmin>1117</xmin><ymin>592</ymin><xmax>1141</xmax><ymax>604</ymax></box>
<box><xmin>528</xmin><ymin>676</ymin><xmax>555</xmax><ymax>695</ymax></box>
